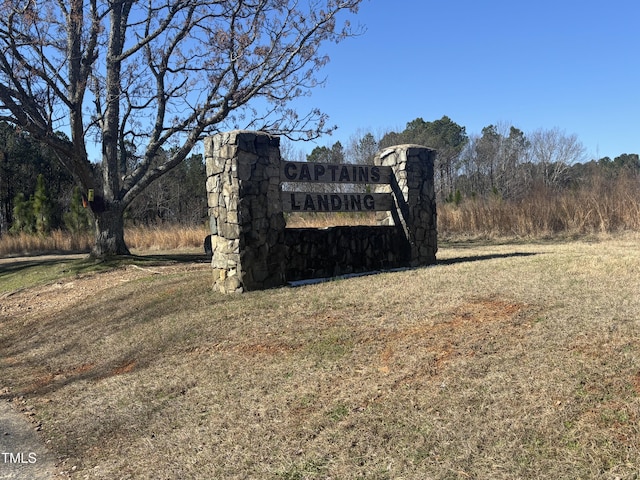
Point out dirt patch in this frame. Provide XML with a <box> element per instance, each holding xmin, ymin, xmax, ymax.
<box><xmin>376</xmin><ymin>298</ymin><xmax>534</xmax><ymax>377</ymax></box>
<box><xmin>1</xmin><ymin>267</ymin><xmax>136</xmax><ymax>320</ymax></box>
<box><xmin>111</xmin><ymin>360</ymin><xmax>137</xmax><ymax>376</ymax></box>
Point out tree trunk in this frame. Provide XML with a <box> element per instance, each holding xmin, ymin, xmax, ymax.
<box><xmin>91</xmin><ymin>203</ymin><xmax>130</xmax><ymax>257</ymax></box>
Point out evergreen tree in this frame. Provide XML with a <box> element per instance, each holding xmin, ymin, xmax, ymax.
<box><xmin>10</xmin><ymin>192</ymin><xmax>34</xmax><ymax>233</ymax></box>
<box><xmin>306</xmin><ymin>145</ymin><xmax>332</xmax><ymax>163</ymax></box>
<box><xmin>64</xmin><ymin>186</ymin><xmax>92</xmax><ymax>234</ymax></box>
<box><xmin>33</xmin><ymin>174</ymin><xmax>52</xmax><ymax>234</ymax></box>
<box><xmin>384</xmin><ymin>116</ymin><xmax>468</xmax><ymax>201</ymax></box>
<box><xmin>0</xmin><ymin>122</ymin><xmax>75</xmax><ymax>235</ymax></box>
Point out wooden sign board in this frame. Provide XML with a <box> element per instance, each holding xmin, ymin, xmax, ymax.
<box><xmin>282</xmin><ymin>192</ymin><xmax>394</xmax><ymax>213</ymax></box>
<box><xmin>281</xmin><ymin>161</ymin><xmax>392</xmax><ymax>184</ymax></box>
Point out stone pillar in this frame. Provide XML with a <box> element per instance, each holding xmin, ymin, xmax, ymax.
<box><xmin>375</xmin><ymin>144</ymin><xmax>437</xmax><ymax>266</ymax></box>
<box><xmin>205</xmin><ymin>131</ymin><xmax>286</xmax><ymax>293</ymax></box>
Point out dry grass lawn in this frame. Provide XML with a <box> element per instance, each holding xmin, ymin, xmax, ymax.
<box><xmin>1</xmin><ymin>234</ymin><xmax>640</xmax><ymax>479</ymax></box>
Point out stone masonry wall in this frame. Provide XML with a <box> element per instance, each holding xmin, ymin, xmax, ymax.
<box><xmin>375</xmin><ymin>144</ymin><xmax>438</xmax><ymax>266</ymax></box>
<box><xmin>205</xmin><ymin>131</ymin><xmax>437</xmax><ymax>293</ymax></box>
<box><xmin>205</xmin><ymin>131</ymin><xmax>286</xmax><ymax>293</ymax></box>
<box><xmin>284</xmin><ymin>226</ymin><xmax>410</xmax><ymax>282</ymax></box>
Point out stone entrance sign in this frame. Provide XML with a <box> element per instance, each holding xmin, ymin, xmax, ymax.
<box><xmin>281</xmin><ymin>161</ymin><xmax>392</xmax><ymax>184</ymax></box>
<box><xmin>283</xmin><ymin>191</ymin><xmax>395</xmax><ymax>213</ymax></box>
<box><xmin>281</xmin><ymin>160</ymin><xmax>395</xmax><ymax>213</ymax></box>
<box><xmin>205</xmin><ymin>130</ymin><xmax>437</xmax><ymax>293</ymax></box>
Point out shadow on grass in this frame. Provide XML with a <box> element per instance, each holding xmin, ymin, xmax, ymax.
<box><xmin>438</xmin><ymin>251</ymin><xmax>539</xmax><ymax>266</ymax></box>
<box><xmin>134</xmin><ymin>252</ymin><xmax>209</xmax><ymax>263</ymax></box>
<box><xmin>0</xmin><ymin>268</ymin><xmax>219</xmax><ymax>464</ymax></box>
<box><xmin>0</xmin><ymin>257</ymin><xmax>79</xmax><ymax>275</ymax></box>
<box><xmin>439</xmin><ymin>232</ymin><xmax>606</xmax><ymax>249</ymax></box>
<box><xmin>0</xmin><ymin>266</ymin><xmax>215</xmax><ymax>401</ymax></box>
<box><xmin>0</xmin><ymin>252</ymin><xmax>209</xmax><ymax>277</ymax></box>
<box><xmin>288</xmin><ymin>252</ymin><xmax>540</xmax><ymax>288</ymax></box>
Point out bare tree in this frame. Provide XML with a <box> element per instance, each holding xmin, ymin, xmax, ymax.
<box><xmin>0</xmin><ymin>0</ymin><xmax>362</xmax><ymax>255</ymax></box>
<box><xmin>500</xmin><ymin>126</ymin><xmax>530</xmax><ymax>199</ymax></box>
<box><xmin>472</xmin><ymin>123</ymin><xmax>531</xmax><ymax>199</ymax></box>
<box><xmin>529</xmin><ymin>127</ymin><xmax>586</xmax><ymax>189</ymax></box>
<box><xmin>475</xmin><ymin>124</ymin><xmax>501</xmax><ymax>194</ymax></box>
<box><xmin>346</xmin><ymin>129</ymin><xmax>378</xmax><ymax>165</ymax></box>
<box><xmin>456</xmin><ymin>122</ymin><xmax>534</xmax><ymax>201</ymax></box>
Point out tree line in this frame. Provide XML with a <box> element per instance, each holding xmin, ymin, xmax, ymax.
<box><xmin>291</xmin><ymin>116</ymin><xmax>639</xmax><ymax>206</ymax></box>
<box><xmin>0</xmin><ymin>122</ymin><xmax>207</xmax><ymax>237</ymax></box>
<box><xmin>2</xmin><ymin>115</ymin><xmax>638</xmax><ymax>239</ymax></box>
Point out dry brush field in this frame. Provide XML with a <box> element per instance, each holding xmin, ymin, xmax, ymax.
<box><xmin>1</xmin><ymin>234</ymin><xmax>640</xmax><ymax>479</ymax></box>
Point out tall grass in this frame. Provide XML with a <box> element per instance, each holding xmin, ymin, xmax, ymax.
<box><xmin>439</xmin><ymin>175</ymin><xmax>640</xmax><ymax>238</ymax></box>
<box><xmin>124</xmin><ymin>225</ymin><xmax>208</xmax><ymax>250</ymax></box>
<box><xmin>0</xmin><ymin>230</ymin><xmax>93</xmax><ymax>257</ymax></box>
<box><xmin>0</xmin><ymin>225</ymin><xmax>209</xmax><ymax>257</ymax></box>
<box><xmin>285</xmin><ymin>211</ymin><xmax>378</xmax><ymax>228</ymax></box>
<box><xmin>287</xmin><ymin>175</ymin><xmax>640</xmax><ymax>239</ymax></box>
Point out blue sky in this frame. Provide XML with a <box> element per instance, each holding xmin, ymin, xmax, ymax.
<box><xmin>289</xmin><ymin>0</ymin><xmax>639</xmax><ymax>160</ymax></box>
